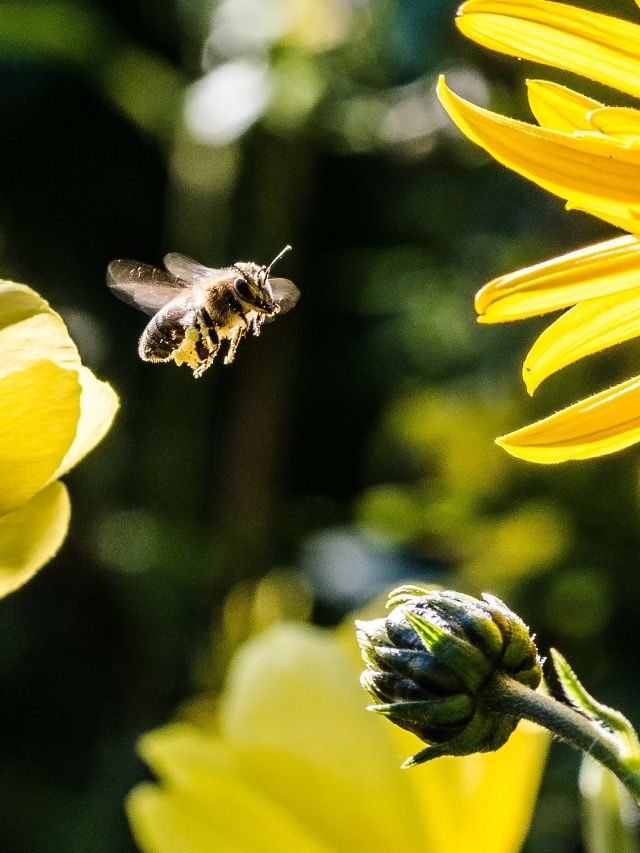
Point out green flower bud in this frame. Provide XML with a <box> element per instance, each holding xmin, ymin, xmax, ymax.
<box><xmin>356</xmin><ymin>586</ymin><xmax>543</xmax><ymax>767</ymax></box>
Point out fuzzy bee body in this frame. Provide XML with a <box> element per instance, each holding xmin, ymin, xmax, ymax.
<box><xmin>107</xmin><ymin>248</ymin><xmax>298</xmax><ymax>378</ymax></box>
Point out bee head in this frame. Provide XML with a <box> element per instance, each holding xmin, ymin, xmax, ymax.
<box><xmin>233</xmin><ymin>246</ymin><xmax>292</xmax><ymax>315</ymax></box>
<box><xmin>233</xmin><ymin>270</ymin><xmax>275</xmax><ymax>314</ymax></box>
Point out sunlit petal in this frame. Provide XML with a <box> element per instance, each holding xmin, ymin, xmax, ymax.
<box><xmin>132</xmin><ymin>727</ymin><xmax>365</xmax><ymax>853</ymax></box>
<box><xmin>523</xmin><ymin>292</ymin><xmax>640</xmax><ymax>393</ymax></box>
<box><xmin>565</xmin><ymin>198</ymin><xmax>640</xmax><ymax>235</ymax></box>
<box><xmin>51</xmin><ymin>366</ymin><xmax>119</xmax><ymax>481</ymax></box>
<box><xmin>0</xmin><ymin>361</ymin><xmax>80</xmax><ymax>515</ymax></box>
<box><xmin>456</xmin><ymin>0</ymin><xmax>640</xmax><ymax>99</ymax></box>
<box><xmin>0</xmin><ymin>282</ymin><xmax>80</xmax><ymax>379</ymax></box>
<box><xmin>497</xmin><ymin>375</ymin><xmax>640</xmax><ymax>462</ymax></box>
<box><xmin>0</xmin><ymin>481</ymin><xmax>70</xmax><ymax>597</ymax></box>
<box><xmin>526</xmin><ymin>79</ymin><xmax>602</xmax><ymax>132</ymax></box>
<box><xmin>0</xmin><ymin>280</ymin><xmax>57</xmax><ymax>329</ymax></box>
<box><xmin>130</xmin><ymin>747</ymin><xmax>333</xmax><ymax>853</ymax></box>
<box><xmin>475</xmin><ymin>234</ymin><xmax>640</xmax><ymax>321</ymax></box>
<box><xmin>219</xmin><ymin>624</ymin><xmax>416</xmax><ymax>845</ymax></box>
<box><xmin>395</xmin><ymin>722</ymin><xmax>548</xmax><ymax>853</ymax></box>
<box><xmin>587</xmin><ymin>106</ymin><xmax>640</xmax><ymax>143</ymax></box>
<box><xmin>129</xmin><ymin>785</ymin><xmax>216</xmax><ymax>853</ymax></box>
<box><xmin>437</xmin><ymin>78</ymin><xmax>640</xmax><ymax>210</ymax></box>
<box><xmin>129</xmin><ymin>781</ymin><xmax>332</xmax><ymax>853</ymax></box>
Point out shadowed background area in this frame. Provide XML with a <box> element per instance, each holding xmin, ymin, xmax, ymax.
<box><xmin>1</xmin><ymin>0</ymin><xmax>639</xmax><ymax>850</ymax></box>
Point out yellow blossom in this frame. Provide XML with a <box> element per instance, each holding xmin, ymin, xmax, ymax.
<box><xmin>128</xmin><ymin>620</ymin><xmax>549</xmax><ymax>853</ymax></box>
<box><xmin>0</xmin><ymin>281</ymin><xmax>118</xmax><ymax>595</ymax></box>
<box><xmin>437</xmin><ymin>0</ymin><xmax>640</xmax><ymax>462</ymax></box>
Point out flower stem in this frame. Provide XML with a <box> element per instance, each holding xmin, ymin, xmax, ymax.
<box><xmin>482</xmin><ymin>672</ymin><xmax>640</xmax><ymax>805</ymax></box>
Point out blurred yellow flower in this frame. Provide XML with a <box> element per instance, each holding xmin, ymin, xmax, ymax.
<box><xmin>128</xmin><ymin>619</ymin><xmax>549</xmax><ymax>853</ymax></box>
<box><xmin>438</xmin><ymin>0</ymin><xmax>640</xmax><ymax>463</ymax></box>
<box><xmin>0</xmin><ymin>281</ymin><xmax>118</xmax><ymax>595</ymax></box>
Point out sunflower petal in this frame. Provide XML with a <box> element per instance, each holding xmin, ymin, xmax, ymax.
<box><xmin>526</xmin><ymin>79</ymin><xmax>602</xmax><ymax>132</ymax></box>
<box><xmin>587</xmin><ymin>106</ymin><xmax>640</xmax><ymax>142</ymax></box>
<box><xmin>456</xmin><ymin>0</ymin><xmax>640</xmax><ymax>99</ymax></box>
<box><xmin>437</xmin><ymin>77</ymin><xmax>640</xmax><ymax>210</ymax></box>
<box><xmin>523</xmin><ymin>291</ymin><xmax>640</xmax><ymax>393</ymax></box>
<box><xmin>475</xmin><ymin>234</ymin><xmax>640</xmax><ymax>321</ymax></box>
<box><xmin>0</xmin><ymin>481</ymin><xmax>70</xmax><ymax>597</ymax></box>
<box><xmin>497</xmin><ymin>375</ymin><xmax>640</xmax><ymax>462</ymax></box>
<box><xmin>0</xmin><ymin>361</ymin><xmax>80</xmax><ymax>515</ymax></box>
<box><xmin>565</xmin><ymin>198</ymin><xmax>640</xmax><ymax>234</ymax></box>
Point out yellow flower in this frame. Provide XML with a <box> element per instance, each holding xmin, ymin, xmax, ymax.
<box><xmin>438</xmin><ymin>0</ymin><xmax>640</xmax><ymax>463</ymax></box>
<box><xmin>0</xmin><ymin>281</ymin><xmax>118</xmax><ymax>595</ymax></box>
<box><xmin>128</xmin><ymin>619</ymin><xmax>549</xmax><ymax>853</ymax></box>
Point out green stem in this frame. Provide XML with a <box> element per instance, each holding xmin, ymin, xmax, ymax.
<box><xmin>482</xmin><ymin>672</ymin><xmax>640</xmax><ymax>805</ymax></box>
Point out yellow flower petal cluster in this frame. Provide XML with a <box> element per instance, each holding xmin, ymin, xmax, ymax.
<box><xmin>128</xmin><ymin>620</ymin><xmax>549</xmax><ymax>853</ymax></box>
<box><xmin>0</xmin><ymin>281</ymin><xmax>118</xmax><ymax>595</ymax></box>
<box><xmin>438</xmin><ymin>0</ymin><xmax>640</xmax><ymax>463</ymax></box>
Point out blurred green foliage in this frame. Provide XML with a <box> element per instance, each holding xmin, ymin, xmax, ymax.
<box><xmin>2</xmin><ymin>0</ymin><xmax>640</xmax><ymax>850</ymax></box>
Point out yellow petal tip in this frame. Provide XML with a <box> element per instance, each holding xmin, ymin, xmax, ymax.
<box><xmin>522</xmin><ymin>366</ymin><xmax>539</xmax><ymax>396</ymax></box>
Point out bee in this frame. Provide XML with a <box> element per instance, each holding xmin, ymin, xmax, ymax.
<box><xmin>107</xmin><ymin>245</ymin><xmax>299</xmax><ymax>378</ymax></box>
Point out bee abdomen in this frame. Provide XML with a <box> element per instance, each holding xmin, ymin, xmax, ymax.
<box><xmin>138</xmin><ymin>304</ymin><xmax>195</xmax><ymax>362</ymax></box>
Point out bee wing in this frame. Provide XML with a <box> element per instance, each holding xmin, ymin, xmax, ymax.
<box><xmin>270</xmin><ymin>278</ymin><xmax>300</xmax><ymax>314</ymax></box>
<box><xmin>107</xmin><ymin>260</ymin><xmax>189</xmax><ymax>316</ymax></box>
<box><xmin>163</xmin><ymin>253</ymin><xmax>217</xmax><ymax>284</ymax></box>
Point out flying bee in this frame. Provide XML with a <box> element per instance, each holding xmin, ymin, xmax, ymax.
<box><xmin>107</xmin><ymin>245</ymin><xmax>299</xmax><ymax>378</ymax></box>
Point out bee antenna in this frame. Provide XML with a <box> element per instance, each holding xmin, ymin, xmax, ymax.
<box><xmin>266</xmin><ymin>244</ymin><xmax>292</xmax><ymax>275</ymax></box>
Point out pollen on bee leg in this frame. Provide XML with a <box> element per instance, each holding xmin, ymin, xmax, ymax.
<box><xmin>172</xmin><ymin>326</ymin><xmax>203</xmax><ymax>370</ymax></box>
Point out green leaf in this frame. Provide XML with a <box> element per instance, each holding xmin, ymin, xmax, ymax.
<box><xmin>551</xmin><ymin>649</ymin><xmax>640</xmax><ymax>762</ymax></box>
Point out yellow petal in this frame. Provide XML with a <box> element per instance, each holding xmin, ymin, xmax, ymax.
<box><xmin>128</xmin><ymin>779</ymin><xmax>332</xmax><ymax>853</ymax></box>
<box><xmin>497</xmin><ymin>375</ymin><xmax>640</xmax><ymax>462</ymax></box>
<box><xmin>526</xmin><ymin>79</ymin><xmax>602</xmax><ymax>132</ymax></box>
<box><xmin>0</xmin><ymin>281</ymin><xmax>80</xmax><ymax>379</ymax></box>
<box><xmin>219</xmin><ymin>624</ymin><xmax>416</xmax><ymax>847</ymax></box>
<box><xmin>475</xmin><ymin>234</ymin><xmax>640</xmax><ymax>321</ymax></box>
<box><xmin>51</xmin><ymin>366</ymin><xmax>119</xmax><ymax>481</ymax></box>
<box><xmin>397</xmin><ymin>721</ymin><xmax>549</xmax><ymax>853</ymax></box>
<box><xmin>0</xmin><ymin>481</ymin><xmax>70</xmax><ymax>596</ymax></box>
<box><xmin>587</xmin><ymin>106</ymin><xmax>640</xmax><ymax>143</ymax></box>
<box><xmin>565</xmin><ymin>198</ymin><xmax>640</xmax><ymax>235</ymax></box>
<box><xmin>456</xmin><ymin>0</ymin><xmax>640</xmax><ymax>99</ymax></box>
<box><xmin>523</xmin><ymin>291</ymin><xmax>640</xmax><ymax>393</ymax></box>
<box><xmin>0</xmin><ymin>281</ymin><xmax>52</xmax><ymax>329</ymax></box>
<box><xmin>0</xmin><ymin>361</ymin><xmax>80</xmax><ymax>515</ymax></box>
<box><xmin>437</xmin><ymin>77</ymin><xmax>640</xmax><ymax>209</ymax></box>
<box><xmin>132</xmin><ymin>726</ymin><xmax>387</xmax><ymax>853</ymax></box>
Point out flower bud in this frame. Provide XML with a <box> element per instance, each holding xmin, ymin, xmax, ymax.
<box><xmin>356</xmin><ymin>586</ymin><xmax>542</xmax><ymax>766</ymax></box>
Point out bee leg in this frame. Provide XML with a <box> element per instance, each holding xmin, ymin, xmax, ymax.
<box><xmin>224</xmin><ymin>327</ymin><xmax>246</xmax><ymax>364</ymax></box>
<box><xmin>192</xmin><ymin>325</ymin><xmax>220</xmax><ymax>378</ymax></box>
<box><xmin>203</xmin><ymin>322</ymin><xmax>220</xmax><ymax>355</ymax></box>
<box><xmin>251</xmin><ymin>314</ymin><xmax>267</xmax><ymax>337</ymax></box>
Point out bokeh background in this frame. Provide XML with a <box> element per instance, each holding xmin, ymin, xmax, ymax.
<box><xmin>1</xmin><ymin>0</ymin><xmax>640</xmax><ymax>850</ymax></box>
